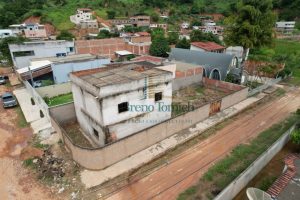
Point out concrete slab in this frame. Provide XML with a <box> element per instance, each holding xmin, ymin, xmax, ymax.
<box><xmin>80</xmin><ymin>93</ymin><xmax>266</xmax><ymax>189</ymax></box>
<box><xmin>14</xmin><ymin>87</ymin><xmax>52</xmax><ymax>139</ymax></box>
<box><xmin>8</xmin><ymin>73</ymin><xmax>21</xmax><ymax>86</ymax></box>
<box><xmin>14</xmin><ymin>88</ymin><xmax>41</xmax><ymax>123</ymax></box>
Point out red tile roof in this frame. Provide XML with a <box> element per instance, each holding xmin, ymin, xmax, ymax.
<box><xmin>78</xmin><ymin>8</ymin><xmax>92</xmax><ymax>11</ymax></box>
<box><xmin>191</xmin><ymin>42</ymin><xmax>225</xmax><ymax>51</ymax></box>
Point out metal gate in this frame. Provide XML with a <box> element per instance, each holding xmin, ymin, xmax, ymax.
<box><xmin>209</xmin><ymin>100</ymin><xmax>221</xmax><ymax>115</ymax></box>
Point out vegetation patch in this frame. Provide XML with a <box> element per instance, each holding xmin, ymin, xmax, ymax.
<box><xmin>44</xmin><ymin>93</ymin><xmax>73</xmax><ymax>107</ymax></box>
<box><xmin>249</xmin><ymin>39</ymin><xmax>300</xmax><ymax>85</ymax></box>
<box><xmin>178</xmin><ymin>113</ymin><xmax>300</xmax><ymax>199</ymax></box>
<box><xmin>14</xmin><ymin>106</ymin><xmax>29</xmax><ymax>128</ymax></box>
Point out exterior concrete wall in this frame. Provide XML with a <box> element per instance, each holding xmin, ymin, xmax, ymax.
<box><xmin>49</xmin><ymin>102</ymin><xmax>76</xmax><ymax>123</ymax></box>
<box><xmin>24</xmin><ymin>29</ymin><xmax>47</xmax><ymax>39</ymax></box>
<box><xmin>106</xmin><ymin>82</ymin><xmax>173</xmax><ymax>139</ymax></box>
<box><xmin>51</xmin><ymin>58</ymin><xmax>110</xmax><ymax>84</ymax></box>
<box><xmin>9</xmin><ymin>41</ymin><xmax>75</xmax><ymax>69</ymax></box>
<box><xmin>35</xmin><ymin>82</ymin><xmax>71</xmax><ymax>98</ymax></box>
<box><xmin>190</xmin><ymin>45</ymin><xmax>205</xmax><ymax>52</ymax></box>
<box><xmin>72</xmin><ymin>72</ymin><xmax>173</xmax><ymax>146</ymax></box>
<box><xmin>173</xmin><ymin>74</ymin><xmax>203</xmax><ymax>91</ymax></box>
<box><xmin>52</xmin><ymin>82</ymin><xmax>247</xmax><ymax>170</ymax></box>
<box><xmin>23</xmin><ymin>81</ymin><xmax>50</xmax><ymax>121</ymax></box>
<box><xmin>221</xmin><ymin>87</ymin><xmax>248</xmax><ymax>110</ymax></box>
<box><xmin>215</xmin><ymin>126</ymin><xmax>295</xmax><ymax>200</ymax></box>
<box><xmin>156</xmin><ymin>64</ymin><xmax>176</xmax><ymax>79</ymax></box>
<box><xmin>53</xmin><ymin>102</ymin><xmax>210</xmax><ymax>170</ymax></box>
<box><xmin>173</xmin><ymin>67</ymin><xmax>203</xmax><ymax>91</ymax></box>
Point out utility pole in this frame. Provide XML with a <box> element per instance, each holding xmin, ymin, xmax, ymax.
<box><xmin>28</xmin><ymin>66</ymin><xmax>34</xmax><ymax>86</ymax></box>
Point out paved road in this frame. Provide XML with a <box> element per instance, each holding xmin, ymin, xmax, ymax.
<box><xmin>107</xmin><ymin>88</ymin><xmax>300</xmax><ymax>200</ymax></box>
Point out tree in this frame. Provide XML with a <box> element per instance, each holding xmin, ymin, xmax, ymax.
<box><xmin>291</xmin><ymin>127</ymin><xmax>300</xmax><ymax>149</ymax></box>
<box><xmin>176</xmin><ymin>38</ymin><xmax>191</xmax><ymax>49</ymax></box>
<box><xmin>57</xmin><ymin>31</ymin><xmax>74</xmax><ymax>41</ymax></box>
<box><xmin>151</xmin><ymin>13</ymin><xmax>159</xmax><ymax>23</ymax></box>
<box><xmin>190</xmin><ymin>30</ymin><xmax>222</xmax><ymax>45</ymax></box>
<box><xmin>224</xmin><ymin>0</ymin><xmax>276</xmax><ymax>66</ymax></box>
<box><xmin>149</xmin><ymin>36</ymin><xmax>170</xmax><ymax>57</ymax></box>
<box><xmin>97</xmin><ymin>30</ymin><xmax>111</xmax><ymax>39</ymax></box>
<box><xmin>0</xmin><ymin>36</ymin><xmax>29</xmax><ymax>64</ymax></box>
<box><xmin>168</xmin><ymin>32</ymin><xmax>179</xmax><ymax>45</ymax></box>
<box><xmin>107</xmin><ymin>10</ymin><xmax>116</xmax><ymax>19</ymax></box>
<box><xmin>151</xmin><ymin>28</ymin><xmax>165</xmax><ymax>40</ymax></box>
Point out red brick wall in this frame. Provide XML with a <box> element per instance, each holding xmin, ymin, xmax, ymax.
<box><xmin>203</xmin><ymin>77</ymin><xmax>244</xmax><ymax>91</ymax></box>
<box><xmin>76</xmin><ymin>38</ymin><xmax>126</xmax><ymax>59</ymax></box>
<box><xmin>76</xmin><ymin>38</ymin><xmax>151</xmax><ymax>58</ymax></box>
<box><xmin>175</xmin><ymin>67</ymin><xmax>203</xmax><ymax>78</ymax></box>
<box><xmin>131</xmin><ymin>36</ymin><xmax>151</xmax><ymax>43</ymax></box>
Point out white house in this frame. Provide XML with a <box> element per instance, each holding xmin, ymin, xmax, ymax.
<box><xmin>9</xmin><ymin>40</ymin><xmax>75</xmax><ymax>69</ymax></box>
<box><xmin>276</xmin><ymin>21</ymin><xmax>295</xmax><ymax>32</ymax></box>
<box><xmin>70</xmin><ymin>8</ymin><xmax>93</xmax><ymax>25</ymax></box>
<box><xmin>69</xmin><ymin>61</ymin><xmax>174</xmax><ymax>146</ymax></box>
<box><xmin>0</xmin><ymin>29</ymin><xmax>16</xmax><ymax>39</ymax></box>
<box><xmin>203</xmin><ymin>20</ymin><xmax>216</xmax><ymax>27</ymax></box>
<box><xmin>181</xmin><ymin>22</ymin><xmax>190</xmax><ymax>29</ymax></box>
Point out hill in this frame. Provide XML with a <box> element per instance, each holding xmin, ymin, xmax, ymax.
<box><xmin>0</xmin><ymin>0</ymin><xmax>299</xmax><ymax>31</ymax></box>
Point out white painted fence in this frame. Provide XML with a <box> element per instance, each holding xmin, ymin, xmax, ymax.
<box><xmin>214</xmin><ymin>125</ymin><xmax>295</xmax><ymax>200</ymax></box>
<box><xmin>248</xmin><ymin>77</ymin><xmax>282</xmax><ymax>97</ymax></box>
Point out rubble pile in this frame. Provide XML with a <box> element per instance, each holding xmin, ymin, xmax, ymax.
<box><xmin>36</xmin><ymin>149</ymin><xmax>65</xmax><ymax>180</ymax></box>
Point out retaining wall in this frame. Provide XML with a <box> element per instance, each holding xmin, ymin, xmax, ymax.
<box><xmin>49</xmin><ymin>102</ymin><xmax>75</xmax><ymax>123</ymax></box>
<box><xmin>214</xmin><ymin>125</ymin><xmax>295</xmax><ymax>200</ymax></box>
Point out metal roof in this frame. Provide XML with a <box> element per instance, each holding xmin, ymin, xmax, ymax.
<box><xmin>169</xmin><ymin>48</ymin><xmax>237</xmax><ymax>80</ymax></box>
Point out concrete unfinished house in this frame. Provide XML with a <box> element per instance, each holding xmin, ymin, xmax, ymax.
<box><xmin>69</xmin><ymin>62</ymin><xmax>173</xmax><ymax>146</ymax></box>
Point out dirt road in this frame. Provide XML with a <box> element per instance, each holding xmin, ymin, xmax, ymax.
<box><xmin>107</xmin><ymin>88</ymin><xmax>300</xmax><ymax>200</ymax></box>
<box><xmin>0</xmin><ymin>83</ymin><xmax>56</xmax><ymax>200</ymax></box>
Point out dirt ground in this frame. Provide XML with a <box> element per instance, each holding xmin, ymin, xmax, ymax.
<box><xmin>0</xmin><ymin>83</ymin><xmax>58</xmax><ymax>200</ymax></box>
<box><xmin>104</xmin><ymin>86</ymin><xmax>300</xmax><ymax>200</ymax></box>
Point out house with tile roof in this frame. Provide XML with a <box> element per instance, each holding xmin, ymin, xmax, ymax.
<box><xmin>191</xmin><ymin>42</ymin><xmax>226</xmax><ymax>53</ymax></box>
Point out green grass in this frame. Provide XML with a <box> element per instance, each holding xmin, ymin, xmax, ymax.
<box><xmin>177</xmin><ymin>187</ymin><xmax>197</xmax><ymax>200</ymax></box>
<box><xmin>249</xmin><ymin>39</ymin><xmax>300</xmax><ymax>83</ymax></box>
<box><xmin>23</xmin><ymin>158</ymin><xmax>35</xmax><ymax>168</ymax></box>
<box><xmin>258</xmin><ymin>176</ymin><xmax>277</xmax><ymax>191</ymax></box>
<box><xmin>44</xmin><ymin>93</ymin><xmax>73</xmax><ymax>107</ymax></box>
<box><xmin>178</xmin><ymin>113</ymin><xmax>300</xmax><ymax>199</ymax></box>
<box><xmin>15</xmin><ymin>106</ymin><xmax>29</xmax><ymax>128</ymax></box>
<box><xmin>95</xmin><ymin>9</ymin><xmax>108</xmax><ymax>19</ymax></box>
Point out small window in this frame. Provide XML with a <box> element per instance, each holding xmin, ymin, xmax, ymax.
<box><xmin>118</xmin><ymin>102</ymin><xmax>128</xmax><ymax>113</ymax></box>
<box><xmin>155</xmin><ymin>92</ymin><xmax>162</xmax><ymax>102</ymax></box>
<box><xmin>93</xmin><ymin>128</ymin><xmax>99</xmax><ymax>138</ymax></box>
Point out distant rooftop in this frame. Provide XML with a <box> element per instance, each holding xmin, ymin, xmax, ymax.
<box><xmin>78</xmin><ymin>8</ymin><xmax>92</xmax><ymax>11</ymax></box>
<box><xmin>72</xmin><ymin>61</ymin><xmax>171</xmax><ymax>88</ymax></box>
<box><xmin>191</xmin><ymin>42</ymin><xmax>225</xmax><ymax>51</ymax></box>
<box><xmin>31</xmin><ymin>54</ymin><xmax>107</xmax><ymax>64</ymax></box>
<box><xmin>131</xmin><ymin>55</ymin><xmax>165</xmax><ymax>64</ymax></box>
<box><xmin>172</xmin><ymin>61</ymin><xmax>201</xmax><ymax>72</ymax></box>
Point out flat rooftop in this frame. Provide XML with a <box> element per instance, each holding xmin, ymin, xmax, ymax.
<box><xmin>31</xmin><ymin>54</ymin><xmax>107</xmax><ymax>64</ymax></box>
<box><xmin>72</xmin><ymin>62</ymin><xmax>171</xmax><ymax>88</ymax></box>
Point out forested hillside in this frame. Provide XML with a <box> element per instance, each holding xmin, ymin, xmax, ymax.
<box><xmin>0</xmin><ymin>0</ymin><xmax>299</xmax><ymax>30</ymax></box>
